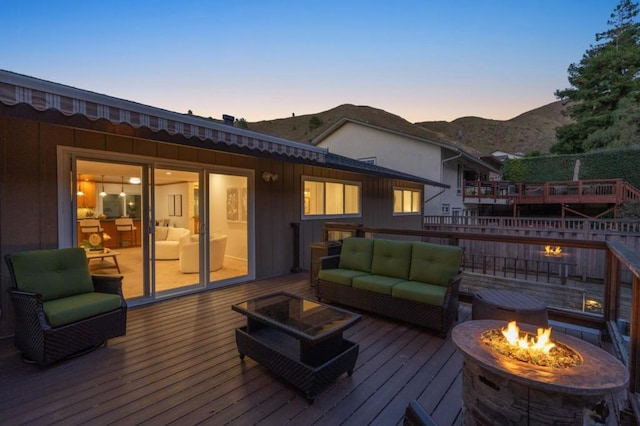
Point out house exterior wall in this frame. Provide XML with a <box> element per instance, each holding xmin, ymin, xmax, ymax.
<box><xmin>0</xmin><ymin>113</ymin><xmax>423</xmax><ymax>337</ymax></box>
<box><xmin>315</xmin><ymin>122</ymin><xmax>468</xmax><ymax>216</ymax></box>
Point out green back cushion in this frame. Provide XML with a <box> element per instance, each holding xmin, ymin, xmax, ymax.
<box><xmin>370</xmin><ymin>239</ymin><xmax>413</xmax><ymax>280</ymax></box>
<box><xmin>409</xmin><ymin>242</ymin><xmax>463</xmax><ymax>287</ymax></box>
<box><xmin>338</xmin><ymin>238</ymin><xmax>374</xmax><ymax>272</ymax></box>
<box><xmin>9</xmin><ymin>248</ymin><xmax>94</xmax><ymax>301</ymax></box>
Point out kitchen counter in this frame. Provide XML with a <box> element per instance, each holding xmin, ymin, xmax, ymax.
<box><xmin>77</xmin><ymin>219</ymin><xmax>141</xmax><ymax>248</ymax></box>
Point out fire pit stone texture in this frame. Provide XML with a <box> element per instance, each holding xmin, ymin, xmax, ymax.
<box><xmin>452</xmin><ymin>320</ymin><xmax>629</xmax><ymax>425</ymax></box>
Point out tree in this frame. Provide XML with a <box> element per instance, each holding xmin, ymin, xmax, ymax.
<box><xmin>235</xmin><ymin>118</ymin><xmax>249</xmax><ymax>129</ymax></box>
<box><xmin>552</xmin><ymin>0</ymin><xmax>640</xmax><ymax>154</ymax></box>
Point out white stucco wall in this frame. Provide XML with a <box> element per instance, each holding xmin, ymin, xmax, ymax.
<box><xmin>316</xmin><ymin>122</ymin><xmax>469</xmax><ymax>216</ymax></box>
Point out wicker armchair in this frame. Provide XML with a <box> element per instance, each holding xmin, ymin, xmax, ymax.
<box><xmin>5</xmin><ymin>247</ymin><xmax>127</xmax><ymax>366</ymax></box>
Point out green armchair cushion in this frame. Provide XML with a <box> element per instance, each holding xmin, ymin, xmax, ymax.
<box><xmin>318</xmin><ymin>268</ymin><xmax>370</xmax><ymax>286</ymax></box>
<box><xmin>353</xmin><ymin>274</ymin><xmax>404</xmax><ymax>295</ymax></box>
<box><xmin>392</xmin><ymin>281</ymin><xmax>447</xmax><ymax>306</ymax></box>
<box><xmin>409</xmin><ymin>242</ymin><xmax>462</xmax><ymax>287</ymax></box>
<box><xmin>9</xmin><ymin>248</ymin><xmax>95</xmax><ymax>301</ymax></box>
<box><xmin>338</xmin><ymin>237</ymin><xmax>374</xmax><ymax>273</ymax></box>
<box><xmin>44</xmin><ymin>292</ymin><xmax>123</xmax><ymax>327</ymax></box>
<box><xmin>371</xmin><ymin>239</ymin><xmax>412</xmax><ymax>280</ymax></box>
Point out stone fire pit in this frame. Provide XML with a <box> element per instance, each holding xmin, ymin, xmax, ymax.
<box><xmin>452</xmin><ymin>320</ymin><xmax>629</xmax><ymax>425</ymax></box>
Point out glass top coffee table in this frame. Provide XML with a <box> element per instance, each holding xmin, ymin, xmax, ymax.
<box><xmin>232</xmin><ymin>291</ymin><xmax>361</xmax><ymax>402</ymax></box>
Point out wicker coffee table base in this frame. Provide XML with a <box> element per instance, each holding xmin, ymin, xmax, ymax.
<box><xmin>235</xmin><ymin>326</ymin><xmax>359</xmax><ymax>402</ymax></box>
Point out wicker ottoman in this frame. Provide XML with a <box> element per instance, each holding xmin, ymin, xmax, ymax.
<box><xmin>472</xmin><ymin>289</ymin><xmax>548</xmax><ymax>327</ymax></box>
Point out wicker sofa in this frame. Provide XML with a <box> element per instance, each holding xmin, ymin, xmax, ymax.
<box><xmin>316</xmin><ymin>237</ymin><xmax>463</xmax><ymax>336</ymax></box>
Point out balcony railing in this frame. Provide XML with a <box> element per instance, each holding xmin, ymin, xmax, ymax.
<box><xmin>321</xmin><ymin>222</ymin><xmax>640</xmax><ymax>413</ymax></box>
<box><xmin>462</xmin><ymin>178</ymin><xmax>640</xmax><ymax>205</ymax></box>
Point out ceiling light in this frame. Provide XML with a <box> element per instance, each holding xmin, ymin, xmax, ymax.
<box><xmin>99</xmin><ymin>175</ymin><xmax>107</xmax><ymax>197</ymax></box>
<box><xmin>77</xmin><ymin>175</ymin><xmax>84</xmax><ymax>196</ymax></box>
<box><xmin>129</xmin><ymin>177</ymin><xmax>141</xmax><ymax>185</ymax></box>
<box><xmin>119</xmin><ymin>176</ymin><xmax>126</xmax><ymax>198</ymax></box>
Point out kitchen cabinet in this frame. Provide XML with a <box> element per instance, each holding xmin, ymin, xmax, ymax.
<box><xmin>77</xmin><ymin>181</ymin><xmax>96</xmax><ymax>208</ymax></box>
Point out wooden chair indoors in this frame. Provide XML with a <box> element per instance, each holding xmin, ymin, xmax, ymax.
<box><xmin>115</xmin><ymin>217</ymin><xmax>137</xmax><ymax>247</ymax></box>
<box><xmin>5</xmin><ymin>247</ymin><xmax>127</xmax><ymax>366</ymax></box>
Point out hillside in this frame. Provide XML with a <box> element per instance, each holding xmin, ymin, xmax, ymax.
<box><xmin>416</xmin><ymin>101</ymin><xmax>572</xmax><ymax>154</ymax></box>
<box><xmin>246</xmin><ymin>101</ymin><xmax>572</xmax><ymax>156</ymax></box>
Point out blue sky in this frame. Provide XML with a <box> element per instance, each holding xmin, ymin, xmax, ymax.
<box><xmin>2</xmin><ymin>1</ymin><xmax>621</xmax><ymax>123</ymax></box>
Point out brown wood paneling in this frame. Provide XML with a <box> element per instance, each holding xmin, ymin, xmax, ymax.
<box><xmin>74</xmin><ymin>129</ymin><xmax>105</xmax><ymax>149</ymax></box>
<box><xmin>105</xmin><ymin>134</ymin><xmax>134</xmax><ymax>153</ymax></box>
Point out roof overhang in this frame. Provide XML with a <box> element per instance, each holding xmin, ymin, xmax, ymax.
<box><xmin>0</xmin><ymin>70</ymin><xmax>327</xmax><ymax>163</ymax></box>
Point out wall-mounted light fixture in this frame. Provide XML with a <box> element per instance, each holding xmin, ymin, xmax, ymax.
<box><xmin>262</xmin><ymin>171</ymin><xmax>279</xmax><ymax>182</ymax></box>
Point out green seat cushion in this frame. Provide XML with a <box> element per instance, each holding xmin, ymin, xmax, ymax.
<box><xmin>371</xmin><ymin>239</ymin><xmax>412</xmax><ymax>280</ymax></box>
<box><xmin>9</xmin><ymin>248</ymin><xmax>94</xmax><ymax>301</ymax></box>
<box><xmin>392</xmin><ymin>281</ymin><xmax>447</xmax><ymax>306</ymax></box>
<box><xmin>318</xmin><ymin>269</ymin><xmax>370</xmax><ymax>286</ymax></box>
<box><xmin>353</xmin><ymin>274</ymin><xmax>404</xmax><ymax>295</ymax></box>
<box><xmin>338</xmin><ymin>238</ymin><xmax>374</xmax><ymax>273</ymax></box>
<box><xmin>43</xmin><ymin>292</ymin><xmax>123</xmax><ymax>327</ymax></box>
<box><xmin>409</xmin><ymin>242</ymin><xmax>463</xmax><ymax>287</ymax></box>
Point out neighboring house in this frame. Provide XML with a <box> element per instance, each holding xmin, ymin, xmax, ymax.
<box><xmin>311</xmin><ymin>118</ymin><xmax>498</xmax><ymax>217</ymax></box>
<box><xmin>0</xmin><ymin>70</ymin><xmax>446</xmax><ymax>338</ymax></box>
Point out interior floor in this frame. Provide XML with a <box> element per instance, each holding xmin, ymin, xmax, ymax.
<box><xmin>88</xmin><ymin>246</ymin><xmax>249</xmax><ymax>299</ymax></box>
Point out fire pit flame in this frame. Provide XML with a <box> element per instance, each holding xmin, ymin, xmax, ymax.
<box><xmin>502</xmin><ymin>321</ymin><xmax>555</xmax><ymax>354</ymax></box>
<box><xmin>482</xmin><ymin>320</ymin><xmax>582</xmax><ymax>368</ymax></box>
<box><xmin>544</xmin><ymin>245</ymin><xmax>562</xmax><ymax>256</ymax></box>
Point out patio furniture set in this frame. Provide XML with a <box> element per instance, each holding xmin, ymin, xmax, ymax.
<box><xmin>4</xmin><ymin>237</ymin><xmax>554</xmax><ymax>411</ymax></box>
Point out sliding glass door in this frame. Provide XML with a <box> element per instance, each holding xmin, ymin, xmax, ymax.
<box><xmin>73</xmin><ymin>154</ymin><xmax>252</xmax><ymax>302</ymax></box>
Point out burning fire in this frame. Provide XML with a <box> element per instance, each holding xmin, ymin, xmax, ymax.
<box><xmin>482</xmin><ymin>321</ymin><xmax>582</xmax><ymax>368</ymax></box>
<box><xmin>502</xmin><ymin>321</ymin><xmax>555</xmax><ymax>354</ymax></box>
<box><xmin>544</xmin><ymin>245</ymin><xmax>562</xmax><ymax>256</ymax></box>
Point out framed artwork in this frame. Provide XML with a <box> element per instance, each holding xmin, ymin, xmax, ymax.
<box><xmin>226</xmin><ymin>187</ymin><xmax>240</xmax><ymax>222</ymax></box>
<box><xmin>227</xmin><ymin>187</ymin><xmax>247</xmax><ymax>223</ymax></box>
<box><xmin>168</xmin><ymin>194</ymin><xmax>182</xmax><ymax>216</ymax></box>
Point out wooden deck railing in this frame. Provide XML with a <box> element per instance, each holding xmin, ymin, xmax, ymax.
<box><xmin>424</xmin><ymin>215</ymin><xmax>640</xmax><ymax>233</ymax></box>
<box><xmin>321</xmin><ymin>222</ymin><xmax>640</xmax><ymax>400</ymax></box>
<box><xmin>462</xmin><ymin>178</ymin><xmax>640</xmax><ymax>205</ymax></box>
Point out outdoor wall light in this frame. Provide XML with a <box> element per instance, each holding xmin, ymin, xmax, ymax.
<box><xmin>262</xmin><ymin>171</ymin><xmax>278</xmax><ymax>182</ymax></box>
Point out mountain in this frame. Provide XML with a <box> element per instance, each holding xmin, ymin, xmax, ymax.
<box><xmin>246</xmin><ymin>101</ymin><xmax>572</xmax><ymax>156</ymax></box>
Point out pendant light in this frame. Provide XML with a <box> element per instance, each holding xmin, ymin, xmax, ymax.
<box><xmin>76</xmin><ymin>175</ymin><xmax>84</xmax><ymax>196</ymax></box>
<box><xmin>119</xmin><ymin>176</ymin><xmax>126</xmax><ymax>198</ymax></box>
<box><xmin>99</xmin><ymin>175</ymin><xmax>107</xmax><ymax>197</ymax></box>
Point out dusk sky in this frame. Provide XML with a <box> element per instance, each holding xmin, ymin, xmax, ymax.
<box><xmin>2</xmin><ymin>1</ymin><xmax>621</xmax><ymax>123</ymax></box>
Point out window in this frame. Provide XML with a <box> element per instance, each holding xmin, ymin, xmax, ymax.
<box><xmin>303</xmin><ymin>177</ymin><xmax>361</xmax><ymax>218</ymax></box>
<box><xmin>358</xmin><ymin>157</ymin><xmax>377</xmax><ymax>165</ymax></box>
<box><xmin>442</xmin><ymin>204</ymin><xmax>450</xmax><ymax>215</ymax></box>
<box><xmin>393</xmin><ymin>188</ymin><xmax>421</xmax><ymax>215</ymax></box>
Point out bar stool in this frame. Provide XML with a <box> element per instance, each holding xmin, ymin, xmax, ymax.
<box><xmin>79</xmin><ymin>219</ymin><xmax>103</xmax><ymax>241</ymax></box>
<box><xmin>115</xmin><ymin>218</ymin><xmax>137</xmax><ymax>247</ymax></box>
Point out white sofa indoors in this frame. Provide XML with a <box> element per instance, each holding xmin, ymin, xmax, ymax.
<box><xmin>155</xmin><ymin>227</ymin><xmax>190</xmax><ymax>260</ymax></box>
<box><xmin>180</xmin><ymin>233</ymin><xmax>227</xmax><ymax>273</ymax></box>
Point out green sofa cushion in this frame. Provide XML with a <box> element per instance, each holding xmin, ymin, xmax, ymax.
<box><xmin>371</xmin><ymin>239</ymin><xmax>412</xmax><ymax>280</ymax></box>
<box><xmin>44</xmin><ymin>292</ymin><xmax>123</xmax><ymax>327</ymax></box>
<box><xmin>392</xmin><ymin>280</ymin><xmax>447</xmax><ymax>306</ymax></box>
<box><xmin>353</xmin><ymin>274</ymin><xmax>404</xmax><ymax>295</ymax></box>
<box><xmin>409</xmin><ymin>242</ymin><xmax>463</xmax><ymax>287</ymax></box>
<box><xmin>10</xmin><ymin>248</ymin><xmax>95</xmax><ymax>301</ymax></box>
<box><xmin>338</xmin><ymin>238</ymin><xmax>374</xmax><ymax>273</ymax></box>
<box><xmin>318</xmin><ymin>268</ymin><xmax>370</xmax><ymax>286</ymax></box>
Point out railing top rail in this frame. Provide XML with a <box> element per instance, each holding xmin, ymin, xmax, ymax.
<box><xmin>608</xmin><ymin>241</ymin><xmax>640</xmax><ymax>279</ymax></box>
<box><xmin>322</xmin><ymin>223</ymin><xmax>608</xmax><ymax>250</ymax></box>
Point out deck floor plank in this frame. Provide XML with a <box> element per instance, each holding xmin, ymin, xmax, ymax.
<box><xmin>0</xmin><ymin>273</ymin><xmax>612</xmax><ymax>425</ymax></box>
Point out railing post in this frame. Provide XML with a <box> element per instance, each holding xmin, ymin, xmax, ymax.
<box><xmin>630</xmin><ymin>275</ymin><xmax>640</xmax><ymax>392</ymax></box>
<box><xmin>604</xmin><ymin>248</ymin><xmax>619</xmax><ymax>322</ymax></box>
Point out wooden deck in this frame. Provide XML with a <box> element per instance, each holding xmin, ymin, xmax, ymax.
<box><xmin>0</xmin><ymin>273</ymin><xmax>610</xmax><ymax>425</ymax></box>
